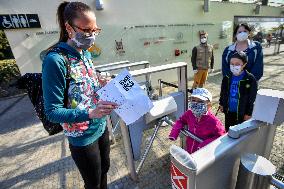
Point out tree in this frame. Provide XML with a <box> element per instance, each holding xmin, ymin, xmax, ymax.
<box><xmin>0</xmin><ymin>30</ymin><xmax>14</xmax><ymax>60</ymax></box>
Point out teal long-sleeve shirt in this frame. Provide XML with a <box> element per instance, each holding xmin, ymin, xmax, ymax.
<box><xmin>42</xmin><ymin>50</ymin><xmax>89</xmax><ymax>123</ymax></box>
<box><xmin>42</xmin><ymin>43</ymin><xmax>106</xmax><ymax>146</ymax></box>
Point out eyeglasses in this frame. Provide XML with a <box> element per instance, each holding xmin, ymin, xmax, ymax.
<box><xmin>71</xmin><ymin>24</ymin><xmax>102</xmax><ymax>37</ymax></box>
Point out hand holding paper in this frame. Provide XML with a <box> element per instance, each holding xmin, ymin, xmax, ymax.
<box><xmin>97</xmin><ymin>69</ymin><xmax>153</xmax><ymax>125</ymax></box>
<box><xmin>88</xmin><ymin>101</ymin><xmax>118</xmax><ymax>119</ymax></box>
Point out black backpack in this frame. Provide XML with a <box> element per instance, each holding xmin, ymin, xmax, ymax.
<box><xmin>16</xmin><ymin>48</ymin><xmax>71</xmax><ymax>135</ymax></box>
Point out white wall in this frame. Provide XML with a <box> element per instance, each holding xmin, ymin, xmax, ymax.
<box><xmin>1</xmin><ymin>0</ymin><xmax>283</xmax><ymax>84</ymax></box>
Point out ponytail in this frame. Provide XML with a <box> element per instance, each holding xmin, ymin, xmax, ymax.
<box><xmin>46</xmin><ymin>1</ymin><xmax>92</xmax><ymax>50</ymax></box>
<box><xmin>57</xmin><ymin>1</ymin><xmax>69</xmax><ymax>42</ymax></box>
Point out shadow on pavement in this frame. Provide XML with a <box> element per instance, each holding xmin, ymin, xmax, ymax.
<box><xmin>0</xmin><ymin>135</ymin><xmax>73</xmax><ymax>189</ymax></box>
<box><xmin>0</xmin><ymin>133</ymin><xmax>64</xmax><ymax>158</ymax></box>
<box><xmin>0</xmin><ymin>156</ymin><xmax>75</xmax><ymax>189</ymax></box>
<box><xmin>0</xmin><ymin>95</ymin><xmax>42</xmax><ymax>135</ymax></box>
<box><xmin>0</xmin><ymin>94</ymin><xmax>27</xmax><ymax>117</ymax></box>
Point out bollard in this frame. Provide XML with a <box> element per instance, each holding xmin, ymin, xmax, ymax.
<box><xmin>235</xmin><ymin>153</ymin><xmax>276</xmax><ymax>189</ymax></box>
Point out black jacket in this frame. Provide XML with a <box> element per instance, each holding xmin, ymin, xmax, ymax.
<box><xmin>219</xmin><ymin>70</ymin><xmax>257</xmax><ymax>120</ymax></box>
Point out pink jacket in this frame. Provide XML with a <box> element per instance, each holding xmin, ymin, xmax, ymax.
<box><xmin>169</xmin><ymin>109</ymin><xmax>225</xmax><ymax>154</ymax></box>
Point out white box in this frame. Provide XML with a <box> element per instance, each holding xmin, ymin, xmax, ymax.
<box><xmin>252</xmin><ymin>89</ymin><xmax>284</xmax><ymax>125</ymax></box>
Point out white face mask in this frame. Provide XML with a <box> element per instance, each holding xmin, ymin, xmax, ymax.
<box><xmin>230</xmin><ymin>65</ymin><xmax>242</xmax><ymax>75</ymax></box>
<box><xmin>200</xmin><ymin>38</ymin><xmax>207</xmax><ymax>44</ymax></box>
<box><xmin>236</xmin><ymin>32</ymin><xmax>248</xmax><ymax>42</ymax></box>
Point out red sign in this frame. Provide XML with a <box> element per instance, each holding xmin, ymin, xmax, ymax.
<box><xmin>171</xmin><ymin>162</ymin><xmax>188</xmax><ymax>189</ymax></box>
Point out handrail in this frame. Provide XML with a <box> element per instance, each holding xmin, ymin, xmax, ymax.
<box><xmin>94</xmin><ymin>60</ymin><xmax>130</xmax><ymax>69</ymax></box>
<box><xmin>98</xmin><ymin>61</ymin><xmax>149</xmax><ymax>72</ymax></box>
<box><xmin>158</xmin><ymin>79</ymin><xmax>193</xmax><ymax>96</ymax></box>
<box><xmin>130</xmin><ymin>62</ymin><xmax>187</xmax><ymax>77</ymax></box>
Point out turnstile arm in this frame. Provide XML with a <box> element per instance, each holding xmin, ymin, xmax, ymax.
<box><xmin>228</xmin><ymin>119</ymin><xmax>263</xmax><ymax>139</ymax></box>
<box><xmin>164</xmin><ymin>117</ymin><xmax>204</xmax><ymax>143</ymax></box>
<box><xmin>136</xmin><ymin>119</ymin><xmax>163</xmax><ymax>174</ymax></box>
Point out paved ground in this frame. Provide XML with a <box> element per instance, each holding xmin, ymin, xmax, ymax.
<box><xmin>0</xmin><ymin>53</ymin><xmax>283</xmax><ymax>189</ymax></box>
<box><xmin>262</xmin><ymin>43</ymin><xmax>284</xmax><ymax>56</ymax></box>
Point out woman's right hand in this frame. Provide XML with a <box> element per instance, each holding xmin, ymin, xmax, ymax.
<box><xmin>88</xmin><ymin>101</ymin><xmax>118</xmax><ymax>119</ymax></box>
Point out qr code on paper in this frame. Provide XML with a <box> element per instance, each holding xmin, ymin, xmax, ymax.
<box><xmin>119</xmin><ymin>75</ymin><xmax>134</xmax><ymax>91</ymax></box>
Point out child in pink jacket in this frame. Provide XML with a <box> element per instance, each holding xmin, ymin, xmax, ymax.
<box><xmin>169</xmin><ymin>88</ymin><xmax>225</xmax><ymax>154</ymax></box>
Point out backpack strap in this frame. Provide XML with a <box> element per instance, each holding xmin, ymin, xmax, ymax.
<box><xmin>60</xmin><ymin>54</ymin><xmax>71</xmax><ymax>108</ymax></box>
<box><xmin>46</xmin><ymin>47</ymin><xmax>71</xmax><ymax>108</ymax></box>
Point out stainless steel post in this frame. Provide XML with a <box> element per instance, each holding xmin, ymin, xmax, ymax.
<box><xmin>106</xmin><ymin>116</ymin><xmax>115</xmax><ymax>144</ymax></box>
<box><xmin>177</xmin><ymin>66</ymin><xmax>188</xmax><ymax>111</ymax></box>
<box><xmin>120</xmin><ymin>120</ymin><xmax>138</xmax><ymax>181</ymax></box>
<box><xmin>144</xmin><ymin>63</ymin><xmax>150</xmax><ymax>88</ymax></box>
<box><xmin>177</xmin><ymin>66</ymin><xmax>188</xmax><ymax>150</ymax></box>
<box><xmin>235</xmin><ymin>153</ymin><xmax>276</xmax><ymax>189</ymax></box>
<box><xmin>263</xmin><ymin>123</ymin><xmax>277</xmax><ymax>159</ymax></box>
<box><xmin>158</xmin><ymin>79</ymin><xmax>163</xmax><ymax>97</ymax></box>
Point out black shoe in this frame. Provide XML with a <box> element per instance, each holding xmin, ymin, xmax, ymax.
<box><xmin>188</xmin><ymin>89</ymin><xmax>193</xmax><ymax>93</ymax></box>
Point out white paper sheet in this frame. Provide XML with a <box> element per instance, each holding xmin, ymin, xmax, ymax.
<box><xmin>97</xmin><ymin>69</ymin><xmax>153</xmax><ymax>125</ymax></box>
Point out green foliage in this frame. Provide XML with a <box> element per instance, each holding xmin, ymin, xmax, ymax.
<box><xmin>0</xmin><ymin>30</ymin><xmax>14</xmax><ymax>59</ymax></box>
<box><xmin>0</xmin><ymin>30</ymin><xmax>10</xmax><ymax>49</ymax></box>
<box><xmin>0</xmin><ymin>59</ymin><xmax>21</xmax><ymax>84</ymax></box>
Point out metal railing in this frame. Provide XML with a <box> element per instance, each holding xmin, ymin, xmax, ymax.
<box><xmin>94</xmin><ymin>60</ymin><xmax>130</xmax><ymax>69</ymax></box>
<box><xmin>119</xmin><ymin>62</ymin><xmax>188</xmax><ymax>181</ymax></box>
<box><xmin>158</xmin><ymin>79</ymin><xmax>193</xmax><ymax>97</ymax></box>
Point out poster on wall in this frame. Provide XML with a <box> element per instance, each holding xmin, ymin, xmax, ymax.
<box><xmin>0</xmin><ymin>14</ymin><xmax>41</xmax><ymax>29</ymax></box>
<box><xmin>220</xmin><ymin>21</ymin><xmax>233</xmax><ymax>39</ymax></box>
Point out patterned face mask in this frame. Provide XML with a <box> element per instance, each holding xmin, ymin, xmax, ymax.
<box><xmin>189</xmin><ymin>102</ymin><xmax>208</xmax><ymax>118</ymax></box>
<box><xmin>71</xmin><ymin>32</ymin><xmax>96</xmax><ymax>50</ymax></box>
<box><xmin>230</xmin><ymin>65</ymin><xmax>242</xmax><ymax>75</ymax></box>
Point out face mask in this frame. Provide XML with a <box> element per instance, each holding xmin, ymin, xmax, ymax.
<box><xmin>230</xmin><ymin>65</ymin><xmax>242</xmax><ymax>75</ymax></box>
<box><xmin>236</xmin><ymin>32</ymin><xmax>248</xmax><ymax>42</ymax></box>
<box><xmin>200</xmin><ymin>38</ymin><xmax>207</xmax><ymax>44</ymax></box>
<box><xmin>71</xmin><ymin>32</ymin><xmax>96</xmax><ymax>50</ymax></box>
<box><xmin>189</xmin><ymin>102</ymin><xmax>208</xmax><ymax>118</ymax></box>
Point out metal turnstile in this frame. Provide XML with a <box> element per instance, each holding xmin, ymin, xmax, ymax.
<box><xmin>118</xmin><ymin>62</ymin><xmax>188</xmax><ymax>180</ymax></box>
<box><xmin>170</xmin><ymin>89</ymin><xmax>284</xmax><ymax>189</ymax></box>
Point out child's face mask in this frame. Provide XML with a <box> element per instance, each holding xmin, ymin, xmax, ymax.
<box><xmin>230</xmin><ymin>57</ymin><xmax>246</xmax><ymax>76</ymax></box>
<box><xmin>189</xmin><ymin>102</ymin><xmax>208</xmax><ymax>118</ymax></box>
<box><xmin>230</xmin><ymin>65</ymin><xmax>242</xmax><ymax>76</ymax></box>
